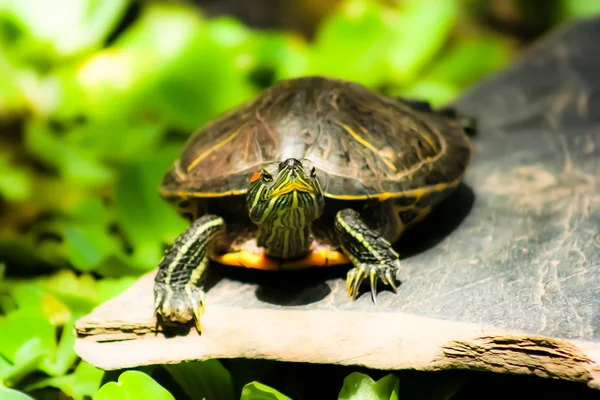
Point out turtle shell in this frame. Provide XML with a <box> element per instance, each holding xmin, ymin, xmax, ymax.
<box><xmin>160</xmin><ymin>76</ymin><xmax>472</xmax><ymax>201</ymax></box>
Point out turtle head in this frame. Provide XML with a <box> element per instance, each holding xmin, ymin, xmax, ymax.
<box><xmin>246</xmin><ymin>158</ymin><xmax>325</xmax><ymax>258</ymax></box>
<box><xmin>246</xmin><ymin>158</ymin><xmax>325</xmax><ymax>225</ymax></box>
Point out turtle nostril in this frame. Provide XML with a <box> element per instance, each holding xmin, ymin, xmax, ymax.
<box><xmin>280</xmin><ymin>158</ymin><xmax>302</xmax><ymax>171</ymax></box>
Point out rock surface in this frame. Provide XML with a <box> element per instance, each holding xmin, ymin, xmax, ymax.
<box><xmin>75</xmin><ymin>18</ymin><xmax>600</xmax><ymax>389</ymax></box>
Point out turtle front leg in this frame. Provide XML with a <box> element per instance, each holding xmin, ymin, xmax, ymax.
<box><xmin>154</xmin><ymin>214</ymin><xmax>225</xmax><ymax>332</ymax></box>
<box><xmin>334</xmin><ymin>208</ymin><xmax>401</xmax><ymax>302</ymax></box>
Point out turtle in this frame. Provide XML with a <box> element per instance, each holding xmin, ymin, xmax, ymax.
<box><xmin>154</xmin><ymin>76</ymin><xmax>474</xmax><ymax>332</ymax></box>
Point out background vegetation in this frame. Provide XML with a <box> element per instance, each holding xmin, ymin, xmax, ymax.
<box><xmin>0</xmin><ymin>0</ymin><xmax>599</xmax><ymax>399</ymax></box>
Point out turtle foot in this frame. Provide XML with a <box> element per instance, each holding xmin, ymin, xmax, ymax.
<box><xmin>154</xmin><ymin>282</ymin><xmax>205</xmax><ymax>333</ymax></box>
<box><xmin>346</xmin><ymin>261</ymin><xmax>401</xmax><ymax>303</ymax></box>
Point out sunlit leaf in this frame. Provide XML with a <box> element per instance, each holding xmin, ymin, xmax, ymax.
<box><xmin>252</xmin><ymin>32</ymin><xmax>311</xmax><ymax>82</ymax></box>
<box><xmin>24</xmin><ymin>120</ymin><xmax>113</xmax><ymax>186</ymax></box>
<box><xmin>0</xmin><ymin>309</ymin><xmax>55</xmax><ymax>366</ymax></box>
<box><xmin>114</xmin><ymin>147</ymin><xmax>188</xmax><ymax>270</ymax></box>
<box><xmin>386</xmin><ymin>0</ymin><xmax>458</xmax><ymax>85</ymax></box>
<box><xmin>393</xmin><ymin>79</ymin><xmax>459</xmax><ymax>107</ymax></box>
<box><xmin>25</xmin><ymin>361</ymin><xmax>104</xmax><ymax>400</ymax></box>
<box><xmin>67</xmin><ymin>119</ymin><xmax>166</xmax><ymax>165</ymax></box>
<box><xmin>163</xmin><ymin>360</ymin><xmax>235</xmax><ymax>400</ymax></box>
<box><xmin>61</xmin><ymin>222</ymin><xmax>120</xmax><ymax>272</ymax></box>
<box><xmin>75</xmin><ymin>2</ymin><xmax>206</xmax><ymax>124</ymax></box>
<box><xmin>0</xmin><ymin>388</ymin><xmax>36</xmax><ymax>400</ymax></box>
<box><xmin>48</xmin><ymin>321</ymin><xmax>77</xmax><ymax>376</ymax></box>
<box><xmin>0</xmin><ymin>152</ymin><xmax>31</xmax><ymax>202</ymax></box>
<box><xmin>338</xmin><ymin>372</ymin><xmax>399</xmax><ymax>400</ymax></box>
<box><xmin>207</xmin><ymin>16</ymin><xmax>253</xmax><ymax>50</ymax></box>
<box><xmin>0</xmin><ymin>0</ymin><xmax>130</xmax><ymax>64</ymax></box>
<box><xmin>94</xmin><ymin>370</ymin><xmax>175</xmax><ymax>400</ymax></box>
<box><xmin>150</xmin><ymin>16</ymin><xmax>257</xmax><ymax>130</ymax></box>
<box><xmin>10</xmin><ymin>283</ymin><xmax>72</xmax><ymax>325</ymax></box>
<box><xmin>560</xmin><ymin>0</ymin><xmax>600</xmax><ymax>20</ymax></box>
<box><xmin>38</xmin><ymin>270</ymin><xmax>133</xmax><ymax>316</ymax></box>
<box><xmin>224</xmin><ymin>359</ymin><xmax>277</xmax><ymax>397</ymax></box>
<box><xmin>427</xmin><ymin>36</ymin><xmax>513</xmax><ymax>87</ymax></box>
<box><xmin>1</xmin><ymin>338</ymin><xmax>50</xmax><ymax>387</ymax></box>
<box><xmin>241</xmin><ymin>382</ymin><xmax>292</xmax><ymax>400</ymax></box>
<box><xmin>0</xmin><ymin>52</ymin><xmax>28</xmax><ymax>116</ymax></box>
<box><xmin>95</xmin><ymin>275</ymin><xmax>137</xmax><ymax>302</ymax></box>
<box><xmin>308</xmin><ymin>0</ymin><xmax>390</xmax><ymax>87</ymax></box>
<box><xmin>0</xmin><ymin>355</ymin><xmax>11</xmax><ymax>380</ymax></box>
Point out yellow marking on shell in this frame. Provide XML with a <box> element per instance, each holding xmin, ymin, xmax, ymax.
<box><xmin>415</xmin><ymin>206</ymin><xmax>432</xmax><ymax>222</ymax></box>
<box><xmin>186</xmin><ymin>129</ymin><xmax>240</xmax><ymax>172</ymax></box>
<box><xmin>337</xmin><ymin>121</ymin><xmax>397</xmax><ymax>172</ymax></box>
<box><xmin>162</xmin><ymin>176</ymin><xmax>462</xmax><ymax>201</ymax></box>
<box><xmin>420</xmin><ymin>131</ymin><xmax>439</xmax><ymax>152</ymax></box>
<box><xmin>391</xmin><ymin>134</ymin><xmax>447</xmax><ymax>181</ymax></box>
<box><xmin>325</xmin><ymin>178</ymin><xmax>461</xmax><ymax>201</ymax></box>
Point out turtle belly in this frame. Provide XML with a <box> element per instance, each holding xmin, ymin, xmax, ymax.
<box><xmin>209</xmin><ymin>224</ymin><xmax>349</xmax><ymax>271</ymax></box>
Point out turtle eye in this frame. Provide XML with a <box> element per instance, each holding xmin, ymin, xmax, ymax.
<box><xmin>310</xmin><ymin>167</ymin><xmax>317</xmax><ymax>178</ymax></box>
<box><xmin>261</xmin><ymin>171</ymin><xmax>273</xmax><ymax>182</ymax></box>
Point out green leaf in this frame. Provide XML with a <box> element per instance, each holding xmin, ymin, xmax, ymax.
<box><xmin>0</xmin><ymin>152</ymin><xmax>32</xmax><ymax>202</ymax></box>
<box><xmin>308</xmin><ymin>0</ymin><xmax>390</xmax><ymax>87</ymax></box>
<box><xmin>241</xmin><ymin>382</ymin><xmax>292</xmax><ymax>400</ymax></box>
<box><xmin>70</xmin><ymin>361</ymin><xmax>105</xmax><ymax>400</ymax></box>
<box><xmin>24</xmin><ymin>120</ymin><xmax>113</xmax><ymax>186</ymax></box>
<box><xmin>0</xmin><ymin>51</ymin><xmax>29</xmax><ymax>117</ymax></box>
<box><xmin>10</xmin><ymin>283</ymin><xmax>72</xmax><ymax>325</ymax></box>
<box><xmin>0</xmin><ymin>0</ymin><xmax>130</xmax><ymax>64</ymax></box>
<box><xmin>94</xmin><ymin>370</ymin><xmax>175</xmax><ymax>400</ymax></box>
<box><xmin>114</xmin><ymin>147</ymin><xmax>188</xmax><ymax>270</ymax></box>
<box><xmin>386</xmin><ymin>0</ymin><xmax>459</xmax><ymax>85</ymax></box>
<box><xmin>0</xmin><ymin>338</ymin><xmax>50</xmax><ymax>386</ymax></box>
<box><xmin>25</xmin><ymin>361</ymin><xmax>104</xmax><ymax>400</ymax></box>
<box><xmin>560</xmin><ymin>0</ymin><xmax>600</xmax><ymax>20</ymax></box>
<box><xmin>163</xmin><ymin>360</ymin><xmax>235</xmax><ymax>400</ymax></box>
<box><xmin>95</xmin><ymin>275</ymin><xmax>138</xmax><ymax>302</ymax></box>
<box><xmin>60</xmin><ymin>222</ymin><xmax>120</xmax><ymax>272</ymax></box>
<box><xmin>149</xmin><ymin>16</ymin><xmax>257</xmax><ymax>130</ymax></box>
<box><xmin>0</xmin><ymin>353</ymin><xmax>12</xmax><ymax>378</ymax></box>
<box><xmin>252</xmin><ymin>32</ymin><xmax>311</xmax><ymax>82</ymax></box>
<box><xmin>392</xmin><ymin>79</ymin><xmax>459</xmax><ymax>107</ymax></box>
<box><xmin>224</xmin><ymin>359</ymin><xmax>276</xmax><ymax>397</ymax></box>
<box><xmin>72</xmin><ymin>2</ymin><xmax>223</xmax><ymax>127</ymax></box>
<box><xmin>0</xmin><ymin>309</ymin><xmax>55</xmax><ymax>367</ymax></box>
<box><xmin>51</xmin><ymin>196</ymin><xmax>126</xmax><ymax>274</ymax></box>
<box><xmin>48</xmin><ymin>321</ymin><xmax>77</xmax><ymax>376</ymax></box>
<box><xmin>38</xmin><ymin>270</ymin><xmax>134</xmax><ymax>316</ymax></box>
<box><xmin>427</xmin><ymin>36</ymin><xmax>512</xmax><ymax>87</ymax></box>
<box><xmin>68</xmin><ymin>119</ymin><xmax>166</xmax><ymax>165</ymax></box>
<box><xmin>338</xmin><ymin>372</ymin><xmax>400</xmax><ymax>400</ymax></box>
<box><xmin>0</xmin><ymin>388</ymin><xmax>36</xmax><ymax>400</ymax></box>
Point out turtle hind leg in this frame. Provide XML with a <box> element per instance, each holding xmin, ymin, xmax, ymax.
<box><xmin>154</xmin><ymin>214</ymin><xmax>225</xmax><ymax>333</ymax></box>
<box><xmin>334</xmin><ymin>208</ymin><xmax>401</xmax><ymax>303</ymax></box>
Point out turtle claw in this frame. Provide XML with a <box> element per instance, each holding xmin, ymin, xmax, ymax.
<box><xmin>346</xmin><ymin>263</ymin><xmax>400</xmax><ymax>302</ymax></box>
<box><xmin>154</xmin><ymin>283</ymin><xmax>206</xmax><ymax>333</ymax></box>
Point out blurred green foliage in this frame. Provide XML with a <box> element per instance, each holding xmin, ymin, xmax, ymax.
<box><xmin>0</xmin><ymin>0</ymin><xmax>597</xmax><ymax>398</ymax></box>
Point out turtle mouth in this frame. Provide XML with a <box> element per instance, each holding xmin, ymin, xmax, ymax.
<box><xmin>270</xmin><ymin>177</ymin><xmax>318</xmax><ymax>198</ymax></box>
